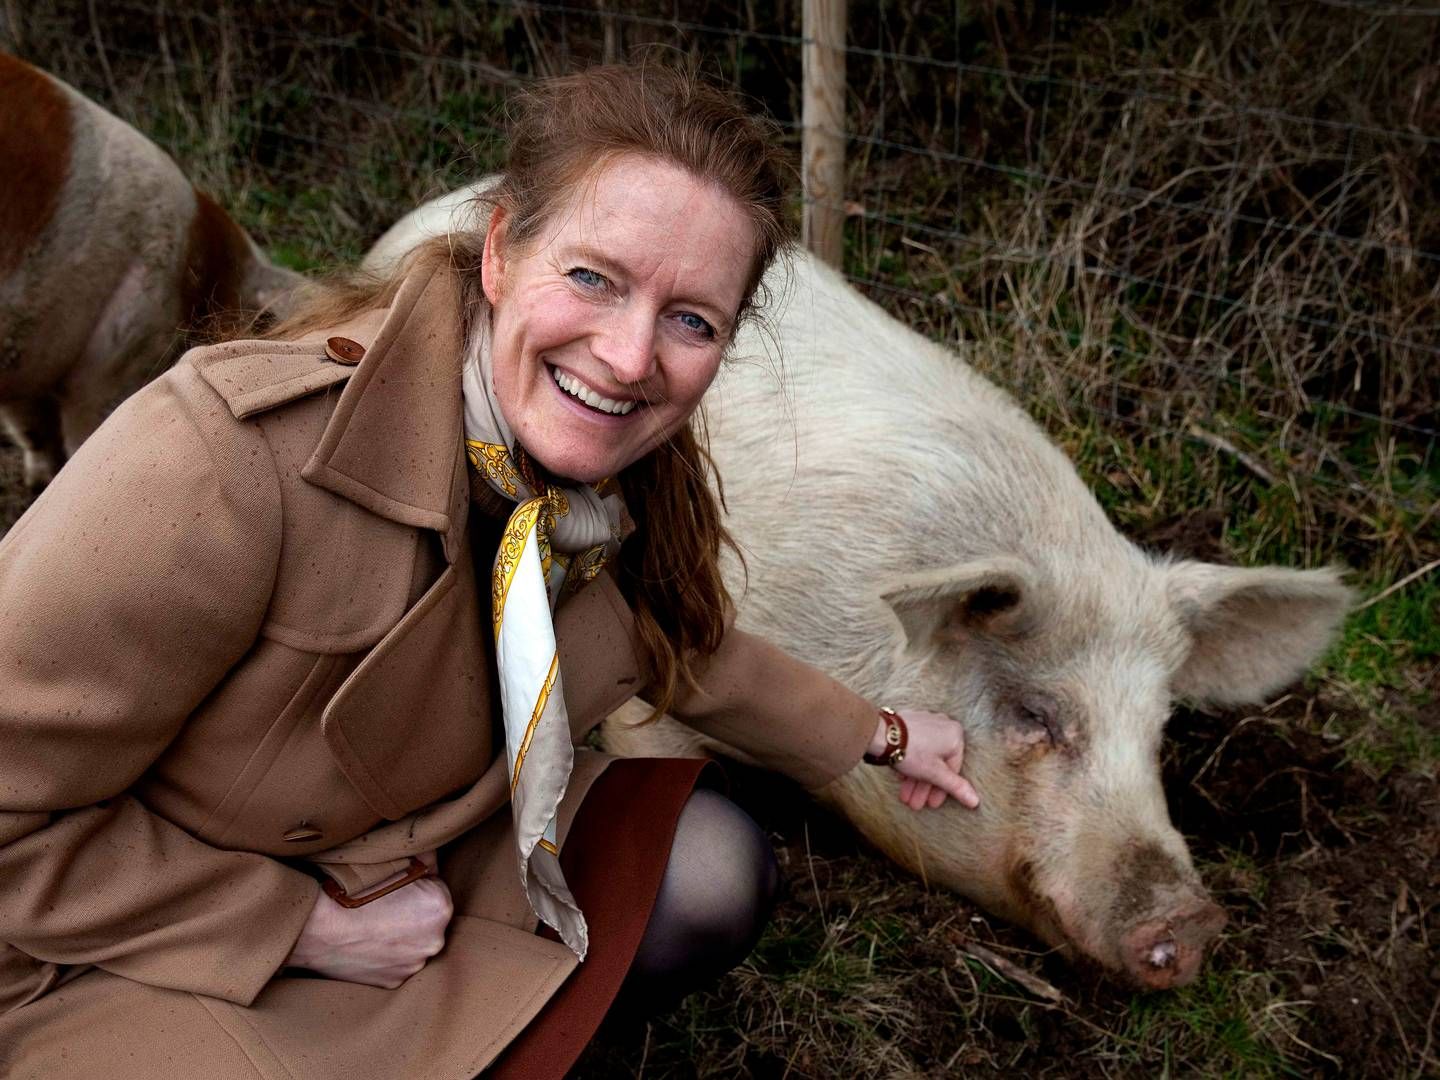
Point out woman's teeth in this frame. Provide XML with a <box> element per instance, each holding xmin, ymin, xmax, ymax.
<box><xmin>552</xmin><ymin>368</ymin><xmax>637</xmax><ymax>415</ymax></box>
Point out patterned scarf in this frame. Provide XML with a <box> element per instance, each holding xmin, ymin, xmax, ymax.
<box><xmin>461</xmin><ymin>316</ymin><xmax>625</xmax><ymax>960</ymax></box>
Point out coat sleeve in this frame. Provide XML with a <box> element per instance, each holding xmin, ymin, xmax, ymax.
<box><xmin>668</xmin><ymin>623</ymin><xmax>878</xmax><ymax>790</ymax></box>
<box><xmin>0</xmin><ymin>362</ymin><xmax>319</xmax><ymax>1006</ymax></box>
<box><xmin>558</xmin><ymin>570</ymin><xmax>876</xmax><ymax>790</ymax></box>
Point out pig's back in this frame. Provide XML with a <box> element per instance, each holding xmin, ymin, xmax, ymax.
<box><xmin>707</xmin><ymin>254</ymin><xmax>1125</xmax><ymax>674</ymax></box>
<box><xmin>0</xmin><ymin>58</ymin><xmax>193</xmax><ymax>395</ymax></box>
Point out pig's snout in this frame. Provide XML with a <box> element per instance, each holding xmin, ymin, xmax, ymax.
<box><xmin>1120</xmin><ymin>902</ymin><xmax>1227</xmax><ymax>989</ymax></box>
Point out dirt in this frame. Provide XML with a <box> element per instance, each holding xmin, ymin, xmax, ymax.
<box><xmin>1134</xmin><ymin>507</ymin><xmax>1232</xmax><ymax>564</ymax></box>
<box><xmin>1168</xmin><ymin>701</ymin><xmax>1440</xmax><ymax>1076</ymax></box>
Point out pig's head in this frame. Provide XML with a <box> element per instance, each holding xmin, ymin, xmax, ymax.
<box><xmin>858</xmin><ymin>550</ymin><xmax>1352</xmax><ymax>989</ymax></box>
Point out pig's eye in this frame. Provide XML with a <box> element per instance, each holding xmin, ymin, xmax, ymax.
<box><xmin>1020</xmin><ymin>705</ymin><xmax>1059</xmax><ymax>746</ymax></box>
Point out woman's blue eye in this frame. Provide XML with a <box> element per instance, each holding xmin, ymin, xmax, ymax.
<box><xmin>568</xmin><ymin>267</ymin><xmax>606</xmax><ymax>289</ymax></box>
<box><xmin>677</xmin><ymin>312</ymin><xmax>715</xmax><ymax>338</ymax></box>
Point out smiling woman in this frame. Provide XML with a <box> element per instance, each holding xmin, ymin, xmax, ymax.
<box><xmin>481</xmin><ymin>154</ymin><xmax>752</xmax><ymax>484</ymax></box>
<box><xmin>0</xmin><ymin>62</ymin><xmax>977</xmax><ymax>1080</ymax></box>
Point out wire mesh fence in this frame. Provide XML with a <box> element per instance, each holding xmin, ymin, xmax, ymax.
<box><xmin>4</xmin><ymin>0</ymin><xmax>1437</xmax><ymax>574</ymax></box>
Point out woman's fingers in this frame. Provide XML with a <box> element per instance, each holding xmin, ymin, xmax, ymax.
<box><xmin>889</xmin><ymin>709</ymin><xmax>982</xmax><ymax>811</ymax></box>
<box><xmin>947</xmin><ymin>774</ymin><xmax>981</xmax><ymax>809</ymax></box>
<box><xmin>904</xmin><ymin>766</ymin><xmax>979</xmax><ymax>810</ymax></box>
<box><xmin>898</xmin><ymin>776</ymin><xmax>931</xmax><ymax>811</ymax></box>
<box><xmin>286</xmin><ymin>874</ymin><xmax>455</xmax><ymax>987</ymax></box>
<box><xmin>922</xmin><ymin>754</ymin><xmax>980</xmax><ymax>808</ymax></box>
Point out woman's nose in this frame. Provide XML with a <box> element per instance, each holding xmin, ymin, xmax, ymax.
<box><xmin>592</xmin><ymin>305</ymin><xmax>657</xmax><ymax>385</ymax></box>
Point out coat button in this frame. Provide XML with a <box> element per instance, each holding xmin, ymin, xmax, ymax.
<box><xmin>283</xmin><ymin>825</ymin><xmax>324</xmax><ymax>843</ymax></box>
<box><xmin>325</xmin><ymin>336</ymin><xmax>365</xmax><ymax>365</ymax></box>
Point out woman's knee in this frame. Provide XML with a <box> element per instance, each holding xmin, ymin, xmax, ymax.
<box><xmin>629</xmin><ymin>787</ymin><xmax>779</xmax><ymax>989</ymax></box>
<box><xmin>672</xmin><ymin>788</ymin><xmax>779</xmax><ymax>939</ymax></box>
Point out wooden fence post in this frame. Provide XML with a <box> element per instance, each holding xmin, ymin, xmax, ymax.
<box><xmin>802</xmin><ymin>0</ymin><xmax>847</xmax><ymax>267</ymax></box>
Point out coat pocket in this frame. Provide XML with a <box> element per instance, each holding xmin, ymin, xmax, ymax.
<box><xmin>192</xmin><ymin>650</ymin><xmax>381</xmax><ymax>853</ymax></box>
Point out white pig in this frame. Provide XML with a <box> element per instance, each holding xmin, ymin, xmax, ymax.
<box><xmin>365</xmin><ymin>183</ymin><xmax>1352</xmax><ymax>989</ymax></box>
<box><xmin>0</xmin><ymin>53</ymin><xmax>301</xmax><ymax>489</ymax></box>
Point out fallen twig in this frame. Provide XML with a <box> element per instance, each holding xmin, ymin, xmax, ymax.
<box><xmin>956</xmin><ymin>942</ymin><xmax>1066</xmax><ymax>1004</ymax></box>
<box><xmin>1357</xmin><ymin>558</ymin><xmax>1440</xmax><ymax>611</ymax></box>
<box><xmin>1186</xmin><ymin>424</ymin><xmax>1279</xmax><ymax>486</ymax></box>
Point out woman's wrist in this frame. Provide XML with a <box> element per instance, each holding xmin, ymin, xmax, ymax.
<box><xmin>863</xmin><ymin>706</ymin><xmax>908</xmax><ymax>766</ymax></box>
<box><xmin>867</xmin><ymin>714</ymin><xmax>890</xmax><ymax>758</ymax></box>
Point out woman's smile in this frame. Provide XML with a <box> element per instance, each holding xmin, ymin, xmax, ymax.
<box><xmin>547</xmin><ymin>363</ymin><xmax>640</xmax><ymax>418</ymax></box>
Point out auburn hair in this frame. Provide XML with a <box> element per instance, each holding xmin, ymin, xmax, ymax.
<box><xmin>267</xmin><ymin>61</ymin><xmax>795</xmax><ymax>717</ymax></box>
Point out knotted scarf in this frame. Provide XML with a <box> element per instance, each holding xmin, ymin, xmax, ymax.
<box><xmin>461</xmin><ymin>316</ymin><xmax>626</xmax><ymax>960</ymax></box>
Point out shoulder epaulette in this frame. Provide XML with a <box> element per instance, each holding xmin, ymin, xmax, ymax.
<box><xmin>191</xmin><ymin>340</ymin><xmax>355</xmax><ymax>420</ymax></box>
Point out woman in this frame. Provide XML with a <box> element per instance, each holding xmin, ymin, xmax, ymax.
<box><xmin>0</xmin><ymin>64</ymin><xmax>977</xmax><ymax>1078</ymax></box>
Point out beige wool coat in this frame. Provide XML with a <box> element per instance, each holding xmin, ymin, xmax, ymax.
<box><xmin>0</xmin><ymin>264</ymin><xmax>877</xmax><ymax>1079</ymax></box>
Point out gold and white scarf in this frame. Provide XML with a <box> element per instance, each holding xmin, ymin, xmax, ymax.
<box><xmin>461</xmin><ymin>317</ymin><xmax>625</xmax><ymax>960</ymax></box>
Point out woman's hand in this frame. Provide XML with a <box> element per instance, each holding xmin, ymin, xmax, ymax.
<box><xmin>285</xmin><ymin>851</ymin><xmax>454</xmax><ymax>988</ymax></box>
<box><xmin>870</xmin><ymin>710</ymin><xmax>981</xmax><ymax>811</ymax></box>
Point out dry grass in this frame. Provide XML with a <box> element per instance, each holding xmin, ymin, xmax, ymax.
<box><xmin>837</xmin><ymin>0</ymin><xmax>1439</xmax><ymax>585</ymax></box>
<box><xmin>3</xmin><ymin>0</ymin><xmax>1437</xmax><ymax>1075</ymax></box>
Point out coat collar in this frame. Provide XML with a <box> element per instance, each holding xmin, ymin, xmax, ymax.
<box><xmin>301</xmin><ymin>263</ymin><xmax>472</xmax><ymax>562</ymax></box>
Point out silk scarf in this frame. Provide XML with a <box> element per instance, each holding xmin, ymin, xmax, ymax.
<box><xmin>461</xmin><ymin>315</ymin><xmax>625</xmax><ymax>960</ymax></box>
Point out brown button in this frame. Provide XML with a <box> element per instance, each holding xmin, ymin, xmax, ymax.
<box><xmin>325</xmin><ymin>336</ymin><xmax>365</xmax><ymax>365</ymax></box>
<box><xmin>282</xmin><ymin>825</ymin><xmax>324</xmax><ymax>843</ymax></box>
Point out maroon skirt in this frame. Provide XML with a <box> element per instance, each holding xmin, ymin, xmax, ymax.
<box><xmin>486</xmin><ymin>756</ymin><xmax>718</xmax><ymax>1078</ymax></box>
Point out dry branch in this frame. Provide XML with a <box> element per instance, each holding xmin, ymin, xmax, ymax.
<box><xmin>1186</xmin><ymin>424</ymin><xmax>1279</xmax><ymax>486</ymax></box>
<box><xmin>956</xmin><ymin>942</ymin><xmax>1066</xmax><ymax>1004</ymax></box>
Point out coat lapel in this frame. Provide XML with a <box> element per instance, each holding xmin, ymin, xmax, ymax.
<box><xmin>304</xmin><ymin>265</ymin><xmax>643</xmax><ymax>825</ymax></box>
<box><xmin>301</xmin><ymin>264</ymin><xmax>471</xmax><ymax>564</ymax></box>
<box><xmin>306</xmin><ymin>264</ymin><xmax>493</xmax><ymax>818</ymax></box>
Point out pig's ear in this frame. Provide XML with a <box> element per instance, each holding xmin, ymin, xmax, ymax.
<box><xmin>880</xmin><ymin>556</ymin><xmax>1037</xmax><ymax>653</ymax></box>
<box><xmin>1165</xmin><ymin>561</ymin><xmax>1354</xmax><ymax>707</ymax></box>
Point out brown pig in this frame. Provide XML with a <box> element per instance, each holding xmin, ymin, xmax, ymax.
<box><xmin>599</xmin><ymin>254</ymin><xmax>1352</xmax><ymax>990</ymax></box>
<box><xmin>363</xmin><ymin>183</ymin><xmax>1353</xmax><ymax>989</ymax></box>
<box><xmin>0</xmin><ymin>53</ymin><xmax>301</xmax><ymax>489</ymax></box>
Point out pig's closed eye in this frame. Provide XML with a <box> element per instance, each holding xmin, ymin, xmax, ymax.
<box><xmin>1020</xmin><ymin>705</ymin><xmax>1059</xmax><ymax>746</ymax></box>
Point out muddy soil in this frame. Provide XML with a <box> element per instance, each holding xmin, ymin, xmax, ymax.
<box><xmin>1175</xmin><ymin>700</ymin><xmax>1437</xmax><ymax>1073</ymax></box>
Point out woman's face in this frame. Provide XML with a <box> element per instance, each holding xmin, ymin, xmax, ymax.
<box><xmin>482</xmin><ymin>154</ymin><xmax>757</xmax><ymax>484</ymax></box>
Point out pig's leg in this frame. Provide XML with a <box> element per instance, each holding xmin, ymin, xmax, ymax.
<box><xmin>0</xmin><ymin>396</ymin><xmax>65</xmax><ymax>490</ymax></box>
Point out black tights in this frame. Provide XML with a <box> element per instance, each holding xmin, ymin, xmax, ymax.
<box><xmin>616</xmin><ymin>788</ymin><xmax>779</xmax><ymax>1014</ymax></box>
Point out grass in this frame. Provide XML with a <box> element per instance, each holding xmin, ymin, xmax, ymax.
<box><xmin>582</xmin><ymin>841</ymin><xmax>1330</xmax><ymax>1078</ymax></box>
<box><xmin>1328</xmin><ymin>579</ymin><xmax>1440</xmax><ymax>693</ymax></box>
<box><xmin>1109</xmin><ymin>972</ymin><xmax>1303</xmax><ymax>1080</ymax></box>
<box><xmin>1319</xmin><ymin>575</ymin><xmax>1440</xmax><ymax>776</ymax></box>
<box><xmin>3</xmin><ymin>0</ymin><xmax>1436</xmax><ymax>1075</ymax></box>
